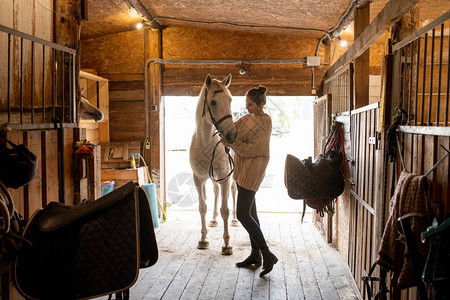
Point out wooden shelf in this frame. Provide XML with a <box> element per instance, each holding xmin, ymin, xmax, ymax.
<box><xmin>101</xmin><ymin>167</ymin><xmax>150</xmax><ymax>189</ymax></box>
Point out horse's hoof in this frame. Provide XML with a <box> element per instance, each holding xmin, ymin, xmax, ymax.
<box><xmin>231</xmin><ymin>219</ymin><xmax>239</xmax><ymax>227</ymax></box>
<box><xmin>221</xmin><ymin>246</ymin><xmax>233</xmax><ymax>256</ymax></box>
<box><xmin>208</xmin><ymin>220</ymin><xmax>218</xmax><ymax>227</ymax></box>
<box><xmin>197</xmin><ymin>240</ymin><xmax>209</xmax><ymax>249</ymax></box>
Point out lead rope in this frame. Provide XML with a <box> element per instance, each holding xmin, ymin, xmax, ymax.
<box><xmin>202</xmin><ymin>87</ymin><xmax>235</xmax><ymax>183</ymax></box>
<box><xmin>209</xmin><ymin>137</ymin><xmax>235</xmax><ymax>183</ymax></box>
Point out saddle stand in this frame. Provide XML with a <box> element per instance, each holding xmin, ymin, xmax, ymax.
<box><xmin>13</xmin><ymin>181</ymin><xmax>158</xmax><ymax>300</ymax></box>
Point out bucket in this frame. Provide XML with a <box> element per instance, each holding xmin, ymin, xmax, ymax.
<box><xmin>141</xmin><ymin>183</ymin><xmax>159</xmax><ymax>228</ymax></box>
<box><xmin>101</xmin><ymin>181</ymin><xmax>115</xmax><ymax>197</ymax></box>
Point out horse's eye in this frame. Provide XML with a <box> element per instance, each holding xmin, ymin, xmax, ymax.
<box><xmin>210</xmin><ymin>100</ymin><xmax>216</xmax><ymax>106</ymax></box>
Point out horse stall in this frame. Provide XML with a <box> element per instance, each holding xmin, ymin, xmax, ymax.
<box><xmin>1</xmin><ymin>0</ymin><xmax>450</xmax><ymax>299</ymax></box>
<box><xmin>79</xmin><ymin>70</ymin><xmax>110</xmax><ymax>145</ymax></box>
<box><xmin>0</xmin><ymin>1</ymin><xmax>86</xmax><ymax>297</ymax></box>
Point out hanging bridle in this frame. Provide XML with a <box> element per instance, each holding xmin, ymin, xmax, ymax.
<box><xmin>202</xmin><ymin>87</ymin><xmax>235</xmax><ymax>183</ymax></box>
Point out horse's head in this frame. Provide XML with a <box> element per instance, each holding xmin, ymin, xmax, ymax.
<box><xmin>202</xmin><ymin>74</ymin><xmax>237</xmax><ymax>144</ymax></box>
<box><xmin>79</xmin><ymin>96</ymin><xmax>104</xmax><ymax>122</ymax></box>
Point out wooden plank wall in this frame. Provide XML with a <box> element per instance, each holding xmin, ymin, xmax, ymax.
<box><xmin>312</xmin><ymin>95</ymin><xmax>330</xmax><ymax>239</ymax></box>
<box><xmin>400</xmin><ymin>133</ymin><xmax>450</xmax><ymax>221</ymax></box>
<box><xmin>81</xmin><ymin>30</ymin><xmax>146</xmax><ymax>143</ymax></box>
<box><xmin>0</xmin><ymin>0</ymin><xmax>55</xmax><ymax>124</ymax></box>
<box><xmin>161</xmin><ymin>26</ymin><xmax>326</xmax><ymax>96</ymax></box>
<box><xmin>108</xmin><ymin>75</ymin><xmax>146</xmax><ymax>142</ymax></box>
<box><xmin>381</xmin><ymin>132</ymin><xmax>450</xmax><ymax>299</ymax></box>
<box><xmin>80</xmin><ymin>25</ymin><xmax>331</xmax><ymax>141</ymax></box>
<box><xmin>161</xmin><ymin>66</ymin><xmax>326</xmax><ymax>97</ymax></box>
<box><xmin>2</xmin><ymin>128</ymin><xmax>80</xmax><ymax>299</ymax></box>
<box><xmin>312</xmin><ymin>94</ymin><xmax>353</xmax><ymax>259</ymax></box>
<box><xmin>330</xmin><ymin>114</ymin><xmax>352</xmax><ymax>259</ymax></box>
<box><xmin>380</xmin><ymin>11</ymin><xmax>450</xmax><ymax>299</ymax></box>
<box><xmin>4</xmin><ymin>128</ymin><xmax>79</xmax><ymax>209</ymax></box>
<box><xmin>80</xmin><ymin>25</ymin><xmax>330</xmax><ymax>187</ymax></box>
<box><xmin>395</xmin><ymin>32</ymin><xmax>450</xmax><ymax>127</ymax></box>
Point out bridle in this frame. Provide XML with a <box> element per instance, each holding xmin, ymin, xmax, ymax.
<box><xmin>201</xmin><ymin>88</ymin><xmax>233</xmax><ymax>129</ymax></box>
<box><xmin>202</xmin><ymin>87</ymin><xmax>235</xmax><ymax>183</ymax></box>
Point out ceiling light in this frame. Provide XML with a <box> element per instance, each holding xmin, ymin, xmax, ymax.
<box><xmin>238</xmin><ymin>62</ymin><xmax>251</xmax><ymax>75</ymax></box>
<box><xmin>239</xmin><ymin>67</ymin><xmax>249</xmax><ymax>75</ymax></box>
<box><xmin>337</xmin><ymin>36</ymin><xmax>347</xmax><ymax>47</ymax></box>
<box><xmin>136</xmin><ymin>22</ymin><xmax>143</xmax><ymax>29</ymax></box>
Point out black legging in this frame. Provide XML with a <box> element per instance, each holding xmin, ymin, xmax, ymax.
<box><xmin>236</xmin><ymin>184</ymin><xmax>268</xmax><ymax>251</ymax></box>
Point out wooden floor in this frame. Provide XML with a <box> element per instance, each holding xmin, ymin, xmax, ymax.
<box><xmin>101</xmin><ymin>210</ymin><xmax>362</xmax><ymax>300</ymax></box>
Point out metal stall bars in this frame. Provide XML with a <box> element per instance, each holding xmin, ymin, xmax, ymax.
<box><xmin>0</xmin><ymin>25</ymin><xmax>77</xmax><ymax>130</ymax></box>
<box><xmin>391</xmin><ymin>11</ymin><xmax>450</xmax><ymax>211</ymax></box>
<box><xmin>384</xmin><ymin>11</ymin><xmax>450</xmax><ymax>299</ymax></box>
<box><xmin>391</xmin><ymin>11</ymin><xmax>450</xmax><ymax>129</ymax></box>
<box><xmin>323</xmin><ymin>64</ymin><xmax>354</xmax><ymax>116</ymax></box>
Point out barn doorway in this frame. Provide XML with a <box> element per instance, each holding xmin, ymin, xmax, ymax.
<box><xmin>163</xmin><ymin>95</ymin><xmax>315</xmax><ymax>216</ymax></box>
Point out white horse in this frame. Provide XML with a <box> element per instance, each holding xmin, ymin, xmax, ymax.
<box><xmin>79</xmin><ymin>95</ymin><xmax>104</xmax><ymax>121</ymax></box>
<box><xmin>189</xmin><ymin>74</ymin><xmax>237</xmax><ymax>255</ymax></box>
<box><xmin>210</xmin><ymin>178</ymin><xmax>238</xmax><ymax>228</ymax></box>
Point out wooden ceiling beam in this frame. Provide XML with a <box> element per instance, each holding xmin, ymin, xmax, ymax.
<box><xmin>124</xmin><ymin>0</ymin><xmax>163</xmax><ymax>30</ymax></box>
<box><xmin>325</xmin><ymin>0</ymin><xmax>419</xmax><ymax>80</ymax></box>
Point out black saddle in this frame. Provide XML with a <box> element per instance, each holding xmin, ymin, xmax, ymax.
<box><xmin>13</xmin><ymin>181</ymin><xmax>158</xmax><ymax>300</ymax></box>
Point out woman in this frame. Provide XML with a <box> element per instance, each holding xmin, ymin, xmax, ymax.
<box><xmin>222</xmin><ymin>86</ymin><xmax>277</xmax><ymax>277</ymax></box>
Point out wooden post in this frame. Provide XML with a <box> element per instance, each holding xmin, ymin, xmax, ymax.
<box><xmin>146</xmin><ymin>27</ymin><xmax>164</xmax><ymax>207</ymax></box>
<box><xmin>89</xmin><ymin>145</ymin><xmax>101</xmax><ymax>200</ymax></box>
<box><xmin>149</xmin><ymin>29</ymin><xmax>161</xmax><ymax>173</ymax></box>
<box><xmin>53</xmin><ymin>0</ymin><xmax>82</xmax><ymax>120</ymax></box>
<box><xmin>98</xmin><ymin>80</ymin><xmax>109</xmax><ymax>142</ymax></box>
<box><xmin>377</xmin><ymin>51</ymin><xmax>394</xmax><ymax>253</ymax></box>
<box><xmin>326</xmin><ymin>94</ymin><xmax>332</xmax><ymax>136</ymax></box>
<box><xmin>327</xmin><ymin>213</ymin><xmax>333</xmax><ymax>243</ymax></box>
<box><xmin>354</xmin><ymin>2</ymin><xmax>370</xmax><ymax>109</ymax></box>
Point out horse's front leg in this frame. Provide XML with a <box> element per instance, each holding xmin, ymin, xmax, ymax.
<box><xmin>194</xmin><ymin>176</ymin><xmax>209</xmax><ymax>249</ymax></box>
<box><xmin>220</xmin><ymin>180</ymin><xmax>233</xmax><ymax>255</ymax></box>
<box><xmin>208</xmin><ymin>181</ymin><xmax>219</xmax><ymax>227</ymax></box>
<box><xmin>230</xmin><ymin>179</ymin><xmax>239</xmax><ymax>227</ymax></box>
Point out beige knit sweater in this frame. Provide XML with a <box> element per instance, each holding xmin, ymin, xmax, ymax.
<box><xmin>230</xmin><ymin>113</ymin><xmax>272</xmax><ymax>192</ymax></box>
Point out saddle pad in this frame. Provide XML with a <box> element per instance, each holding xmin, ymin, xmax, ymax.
<box><xmin>137</xmin><ymin>187</ymin><xmax>159</xmax><ymax>268</ymax></box>
<box><xmin>13</xmin><ymin>182</ymin><xmax>150</xmax><ymax>300</ymax></box>
<box><xmin>284</xmin><ymin>154</ymin><xmax>344</xmax><ymax>200</ymax></box>
<box><xmin>38</xmin><ymin>182</ymin><xmax>136</xmax><ymax>231</ymax></box>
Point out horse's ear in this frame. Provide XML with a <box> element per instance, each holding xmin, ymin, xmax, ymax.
<box><xmin>222</xmin><ymin>74</ymin><xmax>232</xmax><ymax>87</ymax></box>
<box><xmin>205</xmin><ymin>74</ymin><xmax>212</xmax><ymax>88</ymax></box>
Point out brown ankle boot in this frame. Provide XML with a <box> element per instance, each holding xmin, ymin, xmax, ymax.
<box><xmin>260</xmin><ymin>249</ymin><xmax>278</xmax><ymax>276</ymax></box>
<box><xmin>236</xmin><ymin>250</ymin><xmax>261</xmax><ymax>268</ymax></box>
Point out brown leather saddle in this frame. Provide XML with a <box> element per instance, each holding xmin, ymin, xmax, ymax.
<box><xmin>13</xmin><ymin>181</ymin><xmax>158</xmax><ymax>300</ymax></box>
